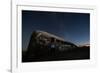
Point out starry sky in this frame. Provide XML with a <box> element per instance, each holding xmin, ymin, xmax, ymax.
<box><xmin>22</xmin><ymin>10</ymin><xmax>90</xmax><ymax>51</ymax></box>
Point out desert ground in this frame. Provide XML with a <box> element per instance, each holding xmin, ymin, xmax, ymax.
<box><xmin>22</xmin><ymin>46</ymin><xmax>90</xmax><ymax>62</ymax></box>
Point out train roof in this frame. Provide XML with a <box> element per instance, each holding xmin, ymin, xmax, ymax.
<box><xmin>33</xmin><ymin>30</ymin><xmax>64</xmax><ymax>41</ymax></box>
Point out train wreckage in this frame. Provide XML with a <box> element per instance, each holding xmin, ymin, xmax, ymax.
<box><xmin>23</xmin><ymin>30</ymin><xmax>80</xmax><ymax>62</ymax></box>
<box><xmin>27</xmin><ymin>30</ymin><xmax>77</xmax><ymax>52</ymax></box>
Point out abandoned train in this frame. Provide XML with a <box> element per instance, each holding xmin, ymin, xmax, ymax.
<box><xmin>23</xmin><ymin>30</ymin><xmax>78</xmax><ymax>62</ymax></box>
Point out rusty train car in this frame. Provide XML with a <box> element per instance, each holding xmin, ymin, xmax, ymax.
<box><xmin>23</xmin><ymin>31</ymin><xmax>78</xmax><ymax>62</ymax></box>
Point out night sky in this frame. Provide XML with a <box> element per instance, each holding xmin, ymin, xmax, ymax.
<box><xmin>22</xmin><ymin>10</ymin><xmax>90</xmax><ymax>51</ymax></box>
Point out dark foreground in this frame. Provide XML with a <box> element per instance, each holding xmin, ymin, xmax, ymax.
<box><xmin>22</xmin><ymin>47</ymin><xmax>90</xmax><ymax>62</ymax></box>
